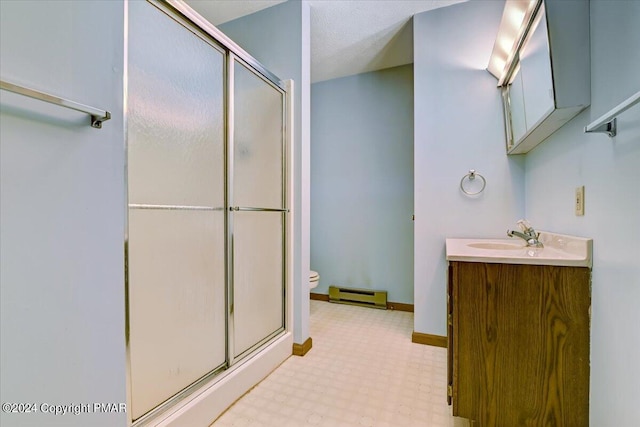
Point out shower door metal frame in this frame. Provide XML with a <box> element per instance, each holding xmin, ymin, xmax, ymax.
<box><xmin>124</xmin><ymin>1</ymin><xmax>230</xmax><ymax>424</ymax></box>
<box><xmin>124</xmin><ymin>1</ymin><xmax>289</xmax><ymax>425</ymax></box>
<box><xmin>164</xmin><ymin>0</ymin><xmax>286</xmax><ymax>92</ymax></box>
<box><xmin>227</xmin><ymin>53</ymin><xmax>288</xmax><ymax>366</ymax></box>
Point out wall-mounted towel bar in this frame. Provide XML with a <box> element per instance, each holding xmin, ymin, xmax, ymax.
<box><xmin>0</xmin><ymin>79</ymin><xmax>111</xmax><ymax>129</ymax></box>
<box><xmin>584</xmin><ymin>90</ymin><xmax>640</xmax><ymax>137</ymax></box>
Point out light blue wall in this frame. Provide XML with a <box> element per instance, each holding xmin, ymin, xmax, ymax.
<box><xmin>0</xmin><ymin>1</ymin><xmax>126</xmax><ymax>426</ymax></box>
<box><xmin>310</xmin><ymin>65</ymin><xmax>414</xmax><ymax>304</ymax></box>
<box><xmin>524</xmin><ymin>1</ymin><xmax>640</xmax><ymax>424</ymax></box>
<box><xmin>413</xmin><ymin>0</ymin><xmax>525</xmax><ymax>336</ymax></box>
<box><xmin>219</xmin><ymin>1</ymin><xmax>312</xmax><ymax>344</ymax></box>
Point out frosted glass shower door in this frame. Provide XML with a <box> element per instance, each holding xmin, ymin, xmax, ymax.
<box><xmin>231</xmin><ymin>59</ymin><xmax>286</xmax><ymax>358</ymax></box>
<box><xmin>127</xmin><ymin>1</ymin><xmax>226</xmax><ymax>420</ymax></box>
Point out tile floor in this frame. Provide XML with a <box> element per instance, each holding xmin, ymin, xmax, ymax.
<box><xmin>210</xmin><ymin>300</ymin><xmax>469</xmax><ymax>427</ymax></box>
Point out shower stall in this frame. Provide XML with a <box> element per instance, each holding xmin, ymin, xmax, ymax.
<box><xmin>125</xmin><ymin>1</ymin><xmax>293</xmax><ymax>424</ymax></box>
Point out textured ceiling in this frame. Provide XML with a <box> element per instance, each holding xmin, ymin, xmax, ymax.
<box><xmin>308</xmin><ymin>0</ymin><xmax>466</xmax><ymax>82</ymax></box>
<box><xmin>185</xmin><ymin>0</ymin><xmax>466</xmax><ymax>83</ymax></box>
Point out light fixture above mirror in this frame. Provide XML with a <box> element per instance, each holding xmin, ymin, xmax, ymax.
<box><xmin>487</xmin><ymin>0</ymin><xmax>540</xmax><ymax>85</ymax></box>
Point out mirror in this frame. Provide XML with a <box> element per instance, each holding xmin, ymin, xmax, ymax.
<box><xmin>503</xmin><ymin>3</ymin><xmax>554</xmax><ymax>151</ymax></box>
<box><xmin>491</xmin><ymin>0</ymin><xmax>590</xmax><ymax>154</ymax></box>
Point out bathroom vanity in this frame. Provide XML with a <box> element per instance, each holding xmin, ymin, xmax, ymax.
<box><xmin>445</xmin><ymin>234</ymin><xmax>592</xmax><ymax>426</ymax></box>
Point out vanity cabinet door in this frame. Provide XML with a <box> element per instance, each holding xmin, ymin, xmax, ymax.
<box><xmin>450</xmin><ymin>261</ymin><xmax>590</xmax><ymax>427</ymax></box>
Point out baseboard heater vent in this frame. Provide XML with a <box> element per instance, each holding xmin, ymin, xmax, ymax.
<box><xmin>328</xmin><ymin>286</ymin><xmax>387</xmax><ymax>310</ymax></box>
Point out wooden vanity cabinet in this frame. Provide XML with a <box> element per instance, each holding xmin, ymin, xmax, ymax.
<box><xmin>447</xmin><ymin>261</ymin><xmax>591</xmax><ymax>426</ymax></box>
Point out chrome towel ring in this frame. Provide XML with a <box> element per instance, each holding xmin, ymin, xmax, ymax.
<box><xmin>460</xmin><ymin>169</ymin><xmax>486</xmax><ymax>195</ymax></box>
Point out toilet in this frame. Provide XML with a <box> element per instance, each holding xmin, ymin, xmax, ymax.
<box><xmin>309</xmin><ymin>270</ymin><xmax>320</xmax><ymax>290</ymax></box>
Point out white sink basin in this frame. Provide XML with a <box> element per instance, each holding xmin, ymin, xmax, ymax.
<box><xmin>446</xmin><ymin>232</ymin><xmax>593</xmax><ymax>267</ymax></box>
<box><xmin>467</xmin><ymin>242</ymin><xmax>523</xmax><ymax>250</ymax></box>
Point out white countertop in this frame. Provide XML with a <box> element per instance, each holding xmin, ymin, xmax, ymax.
<box><xmin>445</xmin><ymin>232</ymin><xmax>592</xmax><ymax>268</ymax></box>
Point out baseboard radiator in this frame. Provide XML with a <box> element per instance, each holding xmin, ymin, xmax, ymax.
<box><xmin>328</xmin><ymin>285</ymin><xmax>387</xmax><ymax>310</ymax></box>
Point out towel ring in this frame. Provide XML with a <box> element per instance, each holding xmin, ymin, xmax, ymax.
<box><xmin>460</xmin><ymin>169</ymin><xmax>486</xmax><ymax>195</ymax></box>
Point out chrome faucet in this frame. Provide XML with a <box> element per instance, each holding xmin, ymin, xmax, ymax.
<box><xmin>507</xmin><ymin>219</ymin><xmax>543</xmax><ymax>247</ymax></box>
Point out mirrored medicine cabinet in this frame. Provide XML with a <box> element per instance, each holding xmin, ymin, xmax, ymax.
<box><xmin>490</xmin><ymin>0</ymin><xmax>591</xmax><ymax>155</ymax></box>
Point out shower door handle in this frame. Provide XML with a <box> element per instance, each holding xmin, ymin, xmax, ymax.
<box><xmin>230</xmin><ymin>206</ymin><xmax>289</xmax><ymax>213</ymax></box>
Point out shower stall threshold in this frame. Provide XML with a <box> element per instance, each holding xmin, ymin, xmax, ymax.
<box><xmin>146</xmin><ymin>332</ymin><xmax>293</xmax><ymax>427</ymax></box>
